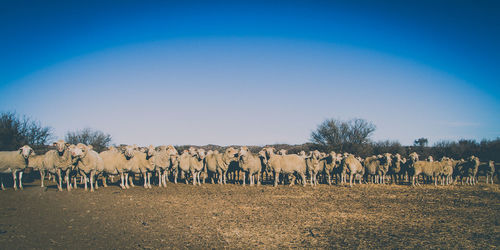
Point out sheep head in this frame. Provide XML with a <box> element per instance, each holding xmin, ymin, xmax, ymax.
<box><xmin>123</xmin><ymin>145</ymin><xmax>136</xmax><ymax>159</ymax></box>
<box><xmin>19</xmin><ymin>145</ymin><xmax>34</xmax><ymax>159</ymax></box>
<box><xmin>53</xmin><ymin>140</ymin><xmax>69</xmax><ymax>155</ymax></box>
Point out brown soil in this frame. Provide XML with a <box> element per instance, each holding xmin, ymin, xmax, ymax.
<box><xmin>1</xmin><ymin>181</ymin><xmax>499</xmax><ymax>249</ymax></box>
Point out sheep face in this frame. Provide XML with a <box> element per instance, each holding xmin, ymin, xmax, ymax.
<box><xmin>166</xmin><ymin>145</ymin><xmax>178</xmax><ymax>156</ymax></box>
<box><xmin>409</xmin><ymin>152</ymin><xmax>419</xmax><ymax>163</ymax></box>
<box><xmin>146</xmin><ymin>145</ymin><xmax>155</xmax><ymax>158</ymax></box>
<box><xmin>278</xmin><ymin>149</ymin><xmax>287</xmax><ymax>155</ymax></box>
<box><xmin>262</xmin><ymin>147</ymin><xmax>275</xmax><ymax>159</ymax></box>
<box><xmin>123</xmin><ymin>145</ymin><xmax>136</xmax><ymax>158</ymax></box>
<box><xmin>53</xmin><ymin>140</ymin><xmax>69</xmax><ymax>155</ymax></box>
<box><xmin>311</xmin><ymin>150</ymin><xmax>321</xmax><ymax>159</ymax></box>
<box><xmin>70</xmin><ymin>144</ymin><xmax>87</xmax><ymax>159</ymax></box>
<box><xmin>196</xmin><ymin>148</ymin><xmax>206</xmax><ymax>160</ymax></box>
<box><xmin>224</xmin><ymin>147</ymin><xmax>239</xmax><ymax>162</ymax></box>
<box><xmin>19</xmin><ymin>145</ymin><xmax>34</xmax><ymax>159</ymax></box>
<box><xmin>238</xmin><ymin>147</ymin><xmax>249</xmax><ymax>157</ymax></box>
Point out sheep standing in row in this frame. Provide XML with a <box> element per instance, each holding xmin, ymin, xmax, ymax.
<box><xmin>388</xmin><ymin>154</ymin><xmax>403</xmax><ymax>184</ymax></box>
<box><xmin>238</xmin><ymin>147</ymin><xmax>263</xmax><ymax>186</ymax></box>
<box><xmin>42</xmin><ymin>140</ymin><xmax>74</xmax><ymax>191</ymax></box>
<box><xmin>340</xmin><ymin>154</ymin><xmax>364</xmax><ymax>187</ymax></box>
<box><xmin>305</xmin><ymin>150</ymin><xmax>322</xmax><ymax>186</ymax></box>
<box><xmin>0</xmin><ymin>145</ymin><xmax>35</xmax><ymax>190</ymax></box>
<box><xmin>70</xmin><ymin>144</ymin><xmax>104</xmax><ymax>192</ymax></box>
<box><xmin>188</xmin><ymin>147</ymin><xmax>206</xmax><ymax>186</ymax></box>
<box><xmin>204</xmin><ymin>150</ymin><xmax>219</xmax><ymax>184</ymax></box>
<box><xmin>150</xmin><ymin>145</ymin><xmax>176</xmax><ymax>187</ymax></box>
<box><xmin>260</xmin><ymin>147</ymin><xmax>307</xmax><ymax>187</ymax></box>
<box><xmin>99</xmin><ymin>146</ymin><xmax>127</xmax><ymax>188</ymax></box>
<box><xmin>321</xmin><ymin>152</ymin><xmax>342</xmax><ymax>185</ymax></box>
<box><xmin>215</xmin><ymin>147</ymin><xmax>238</xmax><ymax>185</ymax></box>
<box><xmin>463</xmin><ymin>156</ymin><xmax>480</xmax><ymax>185</ymax></box>
<box><xmin>120</xmin><ymin>145</ymin><xmax>150</xmax><ymax>188</ymax></box>
<box><xmin>364</xmin><ymin>154</ymin><xmax>391</xmax><ymax>184</ymax></box>
<box><xmin>28</xmin><ymin>154</ymin><xmax>46</xmax><ymax>187</ymax></box>
<box><xmin>409</xmin><ymin>160</ymin><xmax>438</xmax><ymax>186</ymax></box>
<box><xmin>176</xmin><ymin>150</ymin><xmax>191</xmax><ymax>184</ymax></box>
<box><xmin>437</xmin><ymin>157</ymin><xmax>454</xmax><ymax>185</ymax></box>
<box><xmin>477</xmin><ymin>160</ymin><xmax>495</xmax><ymax>184</ymax></box>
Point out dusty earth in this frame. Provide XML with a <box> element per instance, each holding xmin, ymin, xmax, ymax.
<box><xmin>0</xmin><ymin>179</ymin><xmax>499</xmax><ymax>249</ymax></box>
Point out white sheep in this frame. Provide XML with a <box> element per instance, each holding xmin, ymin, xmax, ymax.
<box><xmin>42</xmin><ymin>140</ymin><xmax>74</xmax><ymax>191</ymax></box>
<box><xmin>238</xmin><ymin>147</ymin><xmax>263</xmax><ymax>186</ymax></box>
<box><xmin>122</xmin><ymin>145</ymin><xmax>154</xmax><ymax>189</ymax></box>
<box><xmin>70</xmin><ymin>144</ymin><xmax>104</xmax><ymax>192</ymax></box>
<box><xmin>99</xmin><ymin>146</ymin><xmax>128</xmax><ymax>188</ymax></box>
<box><xmin>0</xmin><ymin>145</ymin><xmax>35</xmax><ymax>190</ymax></box>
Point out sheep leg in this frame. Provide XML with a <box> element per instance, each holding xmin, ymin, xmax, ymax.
<box><xmin>73</xmin><ymin>175</ymin><xmax>78</xmax><ymax>189</ymax></box>
<box><xmin>119</xmin><ymin>173</ymin><xmax>124</xmax><ymax>189</ymax></box>
<box><xmin>67</xmin><ymin>170</ymin><xmax>73</xmax><ymax>191</ymax></box>
<box><xmin>147</xmin><ymin>172</ymin><xmax>152</xmax><ymax>188</ymax></box>
<box><xmin>18</xmin><ymin>171</ymin><xmax>23</xmax><ymax>190</ymax></box>
<box><xmin>349</xmin><ymin>174</ymin><xmax>353</xmax><ymax>187</ymax></box>
<box><xmin>129</xmin><ymin>174</ymin><xmax>135</xmax><ymax>187</ymax></box>
<box><xmin>57</xmin><ymin>169</ymin><xmax>63</xmax><ymax>191</ymax></box>
<box><xmin>125</xmin><ymin>173</ymin><xmax>130</xmax><ymax>189</ymax></box>
<box><xmin>90</xmin><ymin>172</ymin><xmax>95</xmax><ymax>192</ymax></box>
<box><xmin>301</xmin><ymin>173</ymin><xmax>307</xmax><ymax>187</ymax></box>
<box><xmin>273</xmin><ymin>172</ymin><xmax>278</xmax><ymax>187</ymax></box>
<box><xmin>157</xmin><ymin>170</ymin><xmax>162</xmax><ymax>187</ymax></box>
<box><xmin>162</xmin><ymin>171</ymin><xmax>167</xmax><ymax>187</ymax></box>
<box><xmin>289</xmin><ymin>174</ymin><xmax>296</xmax><ymax>186</ymax></box>
<box><xmin>40</xmin><ymin>170</ymin><xmax>45</xmax><ymax>187</ymax></box>
<box><xmin>122</xmin><ymin>173</ymin><xmax>127</xmax><ymax>189</ymax></box>
<box><xmin>84</xmin><ymin>174</ymin><xmax>88</xmax><ymax>191</ymax></box>
<box><xmin>164</xmin><ymin>171</ymin><xmax>168</xmax><ymax>186</ymax></box>
<box><xmin>11</xmin><ymin>171</ymin><xmax>18</xmax><ymax>190</ymax></box>
<box><xmin>103</xmin><ymin>175</ymin><xmax>108</xmax><ymax>187</ymax></box>
<box><xmin>94</xmin><ymin>172</ymin><xmax>99</xmax><ymax>190</ymax></box>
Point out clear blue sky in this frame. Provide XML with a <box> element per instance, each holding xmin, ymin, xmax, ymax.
<box><xmin>1</xmin><ymin>0</ymin><xmax>499</xmax><ymax>146</ymax></box>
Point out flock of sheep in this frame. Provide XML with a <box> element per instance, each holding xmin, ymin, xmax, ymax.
<box><xmin>0</xmin><ymin>140</ymin><xmax>496</xmax><ymax>191</ymax></box>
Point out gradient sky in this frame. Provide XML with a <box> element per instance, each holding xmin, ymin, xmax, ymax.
<box><xmin>0</xmin><ymin>0</ymin><xmax>499</xmax><ymax>146</ymax></box>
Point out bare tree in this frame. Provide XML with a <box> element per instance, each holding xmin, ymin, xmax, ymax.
<box><xmin>0</xmin><ymin>111</ymin><xmax>54</xmax><ymax>150</ymax></box>
<box><xmin>65</xmin><ymin>128</ymin><xmax>112</xmax><ymax>152</ymax></box>
<box><xmin>310</xmin><ymin>118</ymin><xmax>376</xmax><ymax>153</ymax></box>
<box><xmin>413</xmin><ymin>138</ymin><xmax>428</xmax><ymax>147</ymax></box>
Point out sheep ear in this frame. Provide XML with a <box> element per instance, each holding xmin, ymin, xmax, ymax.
<box><xmin>52</xmin><ymin>142</ymin><xmax>57</xmax><ymax>146</ymax></box>
<box><xmin>87</xmin><ymin>145</ymin><xmax>93</xmax><ymax>150</ymax></box>
<box><xmin>18</xmin><ymin>148</ymin><xmax>23</xmax><ymax>154</ymax></box>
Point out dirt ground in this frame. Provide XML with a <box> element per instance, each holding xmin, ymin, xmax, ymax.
<box><xmin>0</xmin><ymin>179</ymin><xmax>499</xmax><ymax>249</ymax></box>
